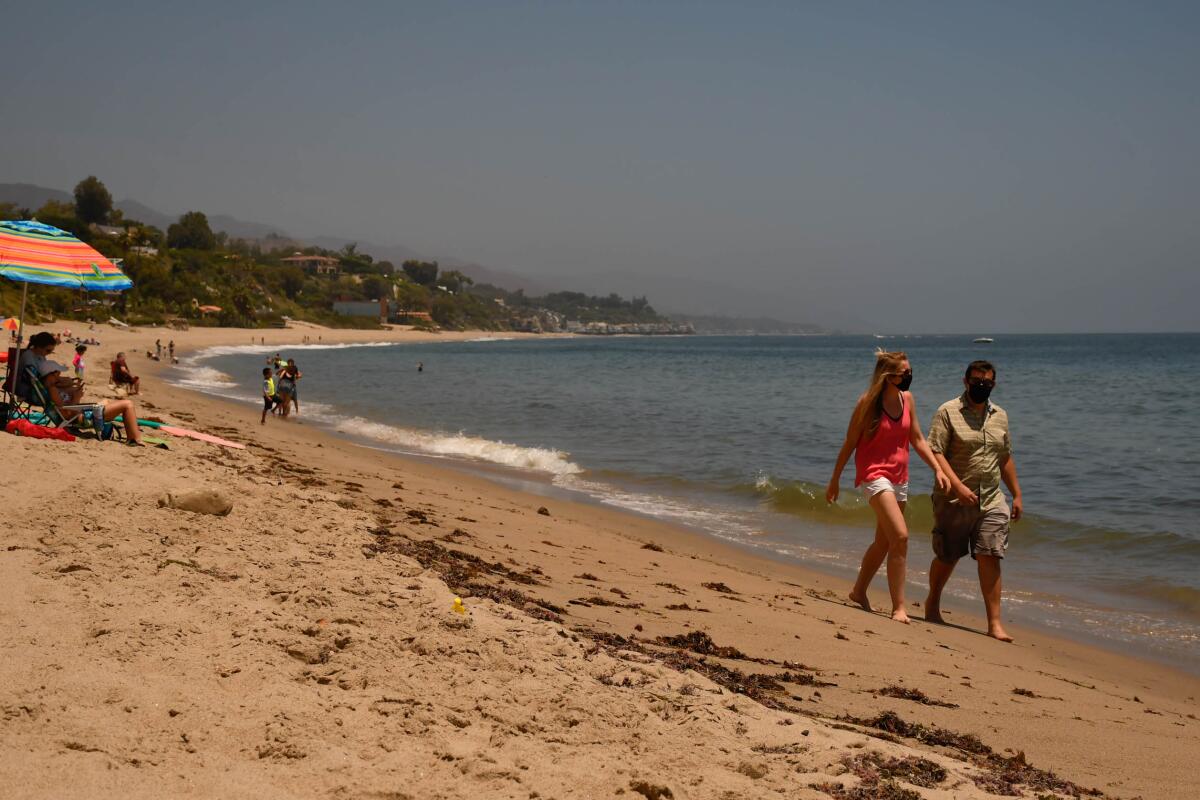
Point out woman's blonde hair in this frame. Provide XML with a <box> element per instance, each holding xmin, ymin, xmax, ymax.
<box><xmin>850</xmin><ymin>349</ymin><xmax>909</xmax><ymax>441</ymax></box>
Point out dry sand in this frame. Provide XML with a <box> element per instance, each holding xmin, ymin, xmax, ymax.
<box><xmin>1</xmin><ymin>322</ymin><xmax>1197</xmax><ymax>799</ymax></box>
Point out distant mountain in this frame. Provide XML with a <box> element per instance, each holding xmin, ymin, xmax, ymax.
<box><xmin>0</xmin><ymin>182</ymin><xmax>73</xmax><ymax>212</ymax></box>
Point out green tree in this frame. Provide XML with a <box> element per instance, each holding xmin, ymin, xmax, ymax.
<box><xmin>34</xmin><ymin>200</ymin><xmax>88</xmax><ymax>238</ymax></box>
<box><xmin>0</xmin><ymin>202</ymin><xmax>32</xmax><ymax>220</ymax></box>
<box><xmin>279</xmin><ymin>266</ymin><xmax>306</xmax><ymax>300</ymax></box>
<box><xmin>402</xmin><ymin>259</ymin><xmax>439</xmax><ymax>287</ymax></box>
<box><xmin>167</xmin><ymin>211</ymin><xmax>216</xmax><ymax>250</ymax></box>
<box><xmin>360</xmin><ymin>275</ymin><xmax>391</xmax><ymax>301</ymax></box>
<box><xmin>73</xmin><ymin>176</ymin><xmax>113</xmax><ymax>226</ymax></box>
<box><xmin>439</xmin><ymin>270</ymin><xmax>474</xmax><ymax>294</ymax></box>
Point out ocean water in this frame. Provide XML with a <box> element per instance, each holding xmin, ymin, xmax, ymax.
<box><xmin>175</xmin><ymin>334</ymin><xmax>1200</xmax><ymax>670</ymax></box>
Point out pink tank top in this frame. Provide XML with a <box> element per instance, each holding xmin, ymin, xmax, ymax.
<box><xmin>854</xmin><ymin>394</ymin><xmax>911</xmax><ymax>486</ymax></box>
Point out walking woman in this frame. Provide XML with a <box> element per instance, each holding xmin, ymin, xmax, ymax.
<box><xmin>826</xmin><ymin>350</ymin><xmax>948</xmax><ymax>623</ymax></box>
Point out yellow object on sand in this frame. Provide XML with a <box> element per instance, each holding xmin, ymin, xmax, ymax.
<box><xmin>452</xmin><ymin>597</ymin><xmax>466</xmax><ymax>615</ymax></box>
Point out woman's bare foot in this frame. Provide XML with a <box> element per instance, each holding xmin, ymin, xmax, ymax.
<box><xmin>923</xmin><ymin>599</ymin><xmax>946</xmax><ymax>624</ymax></box>
<box><xmin>848</xmin><ymin>590</ymin><xmax>872</xmax><ymax>612</ymax></box>
<box><xmin>987</xmin><ymin>624</ymin><xmax>1014</xmax><ymax>642</ymax></box>
<box><xmin>891</xmin><ymin>608</ymin><xmax>911</xmax><ymax>623</ymax></box>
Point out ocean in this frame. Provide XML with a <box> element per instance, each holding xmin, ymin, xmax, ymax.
<box><xmin>174</xmin><ymin>334</ymin><xmax>1200</xmax><ymax>671</ymax></box>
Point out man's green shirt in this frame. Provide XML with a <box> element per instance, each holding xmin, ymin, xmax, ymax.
<box><xmin>927</xmin><ymin>392</ymin><xmax>1012</xmax><ymax>511</ymax></box>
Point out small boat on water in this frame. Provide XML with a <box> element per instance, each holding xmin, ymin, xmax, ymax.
<box><xmin>973</xmin><ymin>337</ymin><xmax>994</xmax><ymax>344</ymax></box>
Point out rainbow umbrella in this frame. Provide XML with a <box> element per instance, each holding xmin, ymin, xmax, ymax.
<box><xmin>1</xmin><ymin>317</ymin><xmax>18</xmax><ymax>332</ymax></box>
<box><xmin>1</xmin><ymin>219</ymin><xmax>133</xmax><ymax>396</ymax></box>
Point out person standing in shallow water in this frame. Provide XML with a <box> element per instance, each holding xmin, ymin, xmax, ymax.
<box><xmin>923</xmin><ymin>360</ymin><xmax>1023</xmax><ymax>642</ymax></box>
<box><xmin>826</xmin><ymin>350</ymin><xmax>949</xmax><ymax>623</ymax></box>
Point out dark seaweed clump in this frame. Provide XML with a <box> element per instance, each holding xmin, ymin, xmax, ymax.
<box><xmin>844</xmin><ymin>711</ymin><xmax>1105</xmax><ymax>798</ymax></box>
<box><xmin>877</xmin><ymin>685</ymin><xmax>959</xmax><ymax>708</ymax></box>
<box><xmin>366</xmin><ymin>531</ymin><xmax>565</xmax><ymax>622</ymax></box>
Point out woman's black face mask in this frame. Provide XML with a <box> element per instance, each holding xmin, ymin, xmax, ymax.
<box><xmin>894</xmin><ymin>371</ymin><xmax>912</xmax><ymax>391</ymax></box>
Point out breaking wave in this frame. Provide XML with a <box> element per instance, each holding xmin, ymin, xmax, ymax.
<box><xmin>331</xmin><ymin>416</ymin><xmax>583</xmax><ymax>478</ymax></box>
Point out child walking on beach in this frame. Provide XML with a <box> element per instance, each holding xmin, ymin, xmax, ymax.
<box><xmin>261</xmin><ymin>368</ymin><xmax>281</xmax><ymax>425</ymax></box>
<box><xmin>826</xmin><ymin>350</ymin><xmax>948</xmax><ymax>623</ymax></box>
<box><xmin>72</xmin><ymin>344</ymin><xmax>86</xmax><ymax>381</ymax></box>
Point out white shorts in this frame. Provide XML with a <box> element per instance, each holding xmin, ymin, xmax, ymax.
<box><xmin>861</xmin><ymin>477</ymin><xmax>908</xmax><ymax>503</ymax></box>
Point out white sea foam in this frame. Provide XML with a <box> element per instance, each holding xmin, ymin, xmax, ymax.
<box><xmin>557</xmin><ymin>475</ymin><xmax>760</xmax><ymax>540</ymax></box>
<box><xmin>463</xmin><ymin>336</ymin><xmax>517</xmax><ymax>343</ymax></box>
<box><xmin>331</xmin><ymin>416</ymin><xmax>583</xmax><ymax>477</ymax></box>
<box><xmin>190</xmin><ymin>341</ymin><xmax>400</xmax><ymax>360</ymax></box>
<box><xmin>173</xmin><ymin>366</ymin><xmax>237</xmax><ymax>390</ymax></box>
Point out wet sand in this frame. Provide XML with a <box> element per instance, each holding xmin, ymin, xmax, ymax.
<box><xmin>1</xmin><ymin>322</ymin><xmax>1197</xmax><ymax>798</ymax></box>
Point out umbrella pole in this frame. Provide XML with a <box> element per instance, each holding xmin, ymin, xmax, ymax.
<box><xmin>3</xmin><ymin>282</ymin><xmax>27</xmax><ymax>407</ymax></box>
<box><xmin>17</xmin><ymin>281</ymin><xmax>27</xmax><ymax>347</ymax></box>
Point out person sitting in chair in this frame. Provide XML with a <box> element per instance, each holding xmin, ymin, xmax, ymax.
<box><xmin>19</xmin><ymin>333</ymin><xmax>143</xmax><ymax>444</ymax></box>
<box><xmin>111</xmin><ymin>352</ymin><xmax>140</xmax><ymax>395</ymax></box>
<box><xmin>18</xmin><ymin>332</ymin><xmax>83</xmax><ymax>406</ymax></box>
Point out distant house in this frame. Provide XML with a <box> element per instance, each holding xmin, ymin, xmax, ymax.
<box><xmin>280</xmin><ymin>253</ymin><xmax>341</xmax><ymax>275</ymax></box>
<box><xmin>332</xmin><ymin>300</ymin><xmax>384</xmax><ymax>320</ymax></box>
<box><xmin>394</xmin><ymin>310</ymin><xmax>434</xmax><ymax>325</ymax></box>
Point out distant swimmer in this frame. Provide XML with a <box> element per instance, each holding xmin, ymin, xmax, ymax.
<box><xmin>417</xmin><ymin>361</ymin><xmax>424</xmax><ymax>372</ymax></box>
<box><xmin>826</xmin><ymin>350</ymin><xmax>948</xmax><ymax>624</ymax></box>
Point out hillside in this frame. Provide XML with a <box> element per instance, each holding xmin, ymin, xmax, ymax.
<box><xmin>0</xmin><ymin>180</ymin><xmax>689</xmax><ymax>334</ymax></box>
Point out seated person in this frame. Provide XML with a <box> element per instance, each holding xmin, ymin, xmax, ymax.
<box><xmin>111</xmin><ymin>352</ymin><xmax>141</xmax><ymax>394</ymax></box>
<box><xmin>18</xmin><ymin>332</ymin><xmax>84</xmax><ymax>406</ymax></box>
<box><xmin>19</xmin><ymin>333</ymin><xmax>143</xmax><ymax>444</ymax></box>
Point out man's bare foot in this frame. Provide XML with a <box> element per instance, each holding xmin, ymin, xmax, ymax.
<box><xmin>891</xmin><ymin>608</ymin><xmax>911</xmax><ymax>624</ymax></box>
<box><xmin>924</xmin><ymin>601</ymin><xmax>945</xmax><ymax>624</ymax></box>
<box><xmin>848</xmin><ymin>590</ymin><xmax>872</xmax><ymax>612</ymax></box>
<box><xmin>987</xmin><ymin>624</ymin><xmax>1014</xmax><ymax>642</ymax></box>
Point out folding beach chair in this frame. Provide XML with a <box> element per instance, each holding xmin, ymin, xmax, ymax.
<box><xmin>21</xmin><ymin>364</ymin><xmax>121</xmax><ymax>441</ymax></box>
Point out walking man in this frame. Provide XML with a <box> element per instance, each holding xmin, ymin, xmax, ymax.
<box><xmin>924</xmin><ymin>360</ymin><xmax>1023</xmax><ymax>642</ymax></box>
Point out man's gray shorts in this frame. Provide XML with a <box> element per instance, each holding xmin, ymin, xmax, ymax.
<box><xmin>931</xmin><ymin>496</ymin><xmax>1010</xmax><ymax>562</ymax></box>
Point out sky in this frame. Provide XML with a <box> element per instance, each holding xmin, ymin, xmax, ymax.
<box><xmin>2</xmin><ymin>1</ymin><xmax>1198</xmax><ymax>332</ymax></box>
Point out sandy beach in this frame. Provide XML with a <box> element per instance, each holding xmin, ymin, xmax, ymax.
<box><xmin>2</xmin><ymin>322</ymin><xmax>1197</xmax><ymax>799</ymax></box>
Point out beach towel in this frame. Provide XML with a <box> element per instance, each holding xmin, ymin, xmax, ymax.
<box><xmin>5</xmin><ymin>418</ymin><xmax>76</xmax><ymax>441</ymax></box>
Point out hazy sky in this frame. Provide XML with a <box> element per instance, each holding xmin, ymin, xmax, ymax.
<box><xmin>3</xmin><ymin>2</ymin><xmax>1197</xmax><ymax>332</ymax></box>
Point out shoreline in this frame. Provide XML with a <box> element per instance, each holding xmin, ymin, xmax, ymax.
<box><xmin>3</xmin><ymin>321</ymin><xmax>1198</xmax><ymax>798</ymax></box>
<box><xmin>175</xmin><ymin>329</ymin><xmax>1197</xmax><ymax>676</ymax></box>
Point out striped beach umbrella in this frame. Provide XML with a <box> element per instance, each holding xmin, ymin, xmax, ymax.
<box><xmin>1</xmin><ymin>219</ymin><xmax>133</xmax><ymax>397</ymax></box>
<box><xmin>0</xmin><ymin>219</ymin><xmax>132</xmax><ymax>291</ymax></box>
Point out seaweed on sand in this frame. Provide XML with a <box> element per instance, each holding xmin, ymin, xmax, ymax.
<box><xmin>810</xmin><ymin>779</ymin><xmax>922</xmax><ymax>800</ymax></box>
<box><xmin>656</xmin><ymin>631</ymin><xmax>749</xmax><ymax>660</ymax></box>
<box><xmin>842</xmin><ymin>751</ymin><xmax>947</xmax><ymax>788</ymax></box>
<box><xmin>841</xmin><ymin>711</ymin><xmax>1105</xmax><ymax>798</ymax></box>
<box><xmin>366</xmin><ymin>531</ymin><xmax>564</xmax><ymax>622</ymax></box>
<box><xmin>877</xmin><ymin>685</ymin><xmax>959</xmax><ymax>708</ymax></box>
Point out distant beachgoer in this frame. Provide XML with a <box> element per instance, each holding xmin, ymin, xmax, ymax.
<box><xmin>923</xmin><ymin>360</ymin><xmax>1023</xmax><ymax>642</ymax></box>
<box><xmin>72</xmin><ymin>344</ymin><xmax>87</xmax><ymax>381</ymax></box>
<box><xmin>275</xmin><ymin>368</ymin><xmax>295</xmax><ymax>419</ymax></box>
<box><xmin>111</xmin><ymin>352</ymin><xmax>140</xmax><ymax>395</ymax></box>
<box><xmin>417</xmin><ymin>361</ymin><xmax>423</xmax><ymax>372</ymax></box>
<box><xmin>826</xmin><ymin>350</ymin><xmax>948</xmax><ymax>623</ymax></box>
<box><xmin>261</xmin><ymin>368</ymin><xmax>282</xmax><ymax>424</ymax></box>
<box><xmin>280</xmin><ymin>358</ymin><xmax>302</xmax><ymax>415</ymax></box>
<box><xmin>168</xmin><ymin>340</ymin><xmax>175</xmax><ymax>362</ymax></box>
<box><xmin>155</xmin><ymin>339</ymin><xmax>162</xmax><ymax>360</ymax></box>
